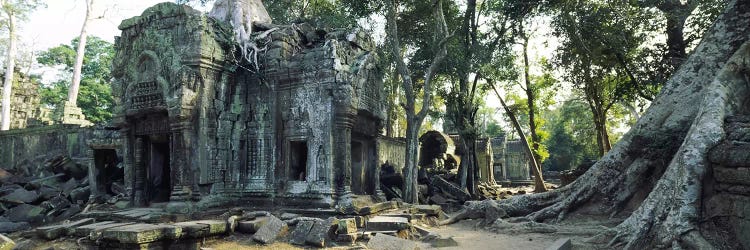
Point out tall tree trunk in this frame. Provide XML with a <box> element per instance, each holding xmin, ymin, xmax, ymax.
<box><xmin>489</xmin><ymin>81</ymin><xmax>547</xmax><ymax>193</ymax></box>
<box><xmin>68</xmin><ymin>0</ymin><xmax>93</xmax><ymax>105</ymax></box>
<box><xmin>1</xmin><ymin>3</ymin><xmax>16</xmax><ymax>131</ymax></box>
<box><xmin>521</xmin><ymin>32</ymin><xmax>542</xmax><ymax>162</ymax></box>
<box><xmin>445</xmin><ymin>2</ymin><xmax>750</xmax><ymax>248</ymax></box>
<box><xmin>386</xmin><ymin>0</ymin><xmax>449</xmax><ymax>204</ymax></box>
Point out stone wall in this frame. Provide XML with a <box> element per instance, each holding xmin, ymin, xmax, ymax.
<box><xmin>0</xmin><ymin>73</ymin><xmax>43</xmax><ymax>129</ymax></box>
<box><xmin>377</xmin><ymin>136</ymin><xmax>406</xmax><ymax>172</ymax></box>
<box><xmin>0</xmin><ymin>125</ymin><xmax>95</xmax><ymax>175</ymax></box>
<box><xmin>504</xmin><ymin>140</ymin><xmax>530</xmax><ymax>181</ymax></box>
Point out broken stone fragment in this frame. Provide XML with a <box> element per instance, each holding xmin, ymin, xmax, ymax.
<box><xmin>174</xmin><ymin>220</ymin><xmax>227</xmax><ymax>238</ymax></box>
<box><xmin>279</xmin><ymin>212</ymin><xmax>300</xmax><ymax>220</ymax></box>
<box><xmin>69</xmin><ymin>186</ymin><xmax>90</xmax><ymax>203</ymax></box>
<box><xmin>0</xmin><ymin>234</ymin><xmax>14</xmax><ymax>250</ymax></box>
<box><xmin>252</xmin><ymin>215</ymin><xmax>288</xmax><ymax>244</ymax></box>
<box><xmin>545</xmin><ymin>238</ymin><xmax>572</xmax><ymax>250</ymax></box>
<box><xmin>366</xmin><ymin>233</ymin><xmax>420</xmax><ymax>250</ymax></box>
<box><xmin>427</xmin><ymin>236</ymin><xmax>458</xmax><ymax>248</ymax></box>
<box><xmin>335</xmin><ymin>232</ymin><xmax>358</xmax><ymax>243</ymax></box>
<box><xmin>99</xmin><ymin>223</ymin><xmax>182</xmax><ymax>244</ymax></box>
<box><xmin>430</xmin><ymin>176</ymin><xmax>471</xmax><ymax>202</ymax></box>
<box><xmin>413</xmin><ymin>205</ymin><xmax>442</xmax><ymax>216</ymax></box>
<box><xmin>337</xmin><ymin>218</ymin><xmax>357</xmax><ymax>234</ymax></box>
<box><xmin>5</xmin><ymin>204</ymin><xmax>45</xmax><ymax>224</ymax></box>
<box><xmin>305</xmin><ymin>217</ymin><xmax>338</xmax><ymax>247</ymax></box>
<box><xmin>236</xmin><ymin>216</ymin><xmax>269</xmax><ymax>234</ymax></box>
<box><xmin>366</xmin><ymin>216</ymin><xmax>410</xmax><ymax>232</ymax></box>
<box><xmin>0</xmin><ymin>221</ymin><xmax>30</xmax><ymax>233</ymax></box>
<box><xmin>35</xmin><ymin>218</ymin><xmax>94</xmax><ymax>240</ymax></box>
<box><xmin>0</xmin><ymin>188</ymin><xmax>39</xmax><ymax>204</ymax></box>
<box><xmin>289</xmin><ymin>220</ymin><xmax>314</xmax><ymax>245</ymax></box>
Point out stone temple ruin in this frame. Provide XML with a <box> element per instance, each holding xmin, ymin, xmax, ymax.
<box><xmin>107</xmin><ymin>2</ymin><xmax>387</xmax><ymax>211</ymax></box>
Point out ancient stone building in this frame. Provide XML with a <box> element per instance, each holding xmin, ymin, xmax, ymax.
<box><xmin>0</xmin><ymin>73</ymin><xmax>43</xmax><ymax>129</ymax></box>
<box><xmin>491</xmin><ymin>136</ymin><xmax>532</xmax><ymax>186</ymax></box>
<box><xmin>109</xmin><ymin>3</ymin><xmax>384</xmax><ymax>211</ymax></box>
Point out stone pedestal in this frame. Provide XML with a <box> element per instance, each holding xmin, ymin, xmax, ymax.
<box><xmin>54</xmin><ymin>101</ymin><xmax>93</xmax><ymax>126</ymax></box>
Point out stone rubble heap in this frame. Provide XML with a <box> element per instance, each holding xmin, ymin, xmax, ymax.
<box><xmin>3</xmin><ymin>203</ymin><xmax>459</xmax><ymax>249</ymax></box>
<box><xmin>0</xmin><ymin>154</ymin><xmax>124</xmax><ymax>233</ymax></box>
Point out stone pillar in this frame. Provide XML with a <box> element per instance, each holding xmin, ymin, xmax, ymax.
<box><xmin>373</xmin><ymin>136</ymin><xmax>386</xmax><ymax>201</ymax></box>
<box><xmin>166</xmin><ymin>119</ymin><xmax>194</xmax><ymax>213</ymax></box>
<box><xmin>332</xmin><ymin>85</ymin><xmax>356</xmax><ymax>205</ymax></box>
<box><xmin>133</xmin><ymin>137</ymin><xmax>146</xmax><ymax>207</ymax></box>
<box><xmin>121</xmin><ymin>128</ymin><xmax>133</xmax><ymax>205</ymax></box>
<box><xmin>87</xmin><ymin>148</ymin><xmax>99</xmax><ymax>201</ymax></box>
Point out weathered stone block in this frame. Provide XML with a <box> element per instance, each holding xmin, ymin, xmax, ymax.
<box><xmin>0</xmin><ymin>188</ymin><xmax>39</xmax><ymax>204</ymax></box>
<box><xmin>366</xmin><ymin>216</ymin><xmax>410</xmax><ymax>232</ymax></box>
<box><xmin>252</xmin><ymin>215</ymin><xmax>288</xmax><ymax>244</ymax></box>
<box><xmin>335</xmin><ymin>232</ymin><xmax>358</xmax><ymax>243</ymax></box>
<box><xmin>305</xmin><ymin>217</ymin><xmax>338</xmax><ymax>247</ymax></box>
<box><xmin>337</xmin><ymin>218</ymin><xmax>357</xmax><ymax>234</ymax></box>
<box><xmin>280</xmin><ymin>212</ymin><xmax>300</xmax><ymax>220</ymax></box>
<box><xmin>431</xmin><ymin>176</ymin><xmax>471</xmax><ymax>202</ymax></box>
<box><xmin>99</xmin><ymin>223</ymin><xmax>182</xmax><ymax>244</ymax></box>
<box><xmin>545</xmin><ymin>238</ymin><xmax>571</xmax><ymax>250</ymax></box>
<box><xmin>36</xmin><ymin>218</ymin><xmax>94</xmax><ymax>240</ymax></box>
<box><xmin>0</xmin><ymin>234</ymin><xmax>14</xmax><ymax>250</ymax></box>
<box><xmin>413</xmin><ymin>205</ymin><xmax>442</xmax><ymax>216</ymax></box>
<box><xmin>289</xmin><ymin>220</ymin><xmax>314</xmax><ymax>245</ymax></box>
<box><xmin>237</xmin><ymin>216</ymin><xmax>269</xmax><ymax>234</ymax></box>
<box><xmin>5</xmin><ymin>204</ymin><xmax>44</xmax><ymax>223</ymax></box>
<box><xmin>366</xmin><ymin>233</ymin><xmax>420</xmax><ymax>250</ymax></box>
<box><xmin>174</xmin><ymin>220</ymin><xmax>227</xmax><ymax>238</ymax></box>
<box><xmin>428</xmin><ymin>236</ymin><xmax>459</xmax><ymax>248</ymax></box>
<box><xmin>0</xmin><ymin>222</ymin><xmax>30</xmax><ymax>234</ymax></box>
<box><xmin>74</xmin><ymin>221</ymin><xmax>135</xmax><ymax>237</ymax></box>
<box><xmin>714</xmin><ymin>167</ymin><xmax>750</xmax><ymax>186</ymax></box>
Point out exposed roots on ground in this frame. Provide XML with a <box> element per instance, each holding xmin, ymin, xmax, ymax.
<box><xmin>442</xmin><ymin>2</ymin><xmax>750</xmax><ymax>248</ymax></box>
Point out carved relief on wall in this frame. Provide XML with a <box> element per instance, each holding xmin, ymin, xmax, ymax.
<box><xmin>130</xmin><ymin>81</ymin><xmax>166</xmax><ymax>110</ymax></box>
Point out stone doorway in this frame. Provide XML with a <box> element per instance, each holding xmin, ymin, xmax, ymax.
<box><xmin>144</xmin><ymin>135</ymin><xmax>170</xmax><ymax>203</ymax></box>
<box><xmin>93</xmin><ymin>149</ymin><xmax>122</xmax><ymax>196</ymax></box>
<box><xmin>351</xmin><ymin>137</ymin><xmax>375</xmax><ymax>195</ymax></box>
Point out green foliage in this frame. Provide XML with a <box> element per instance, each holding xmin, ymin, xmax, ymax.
<box><xmin>37</xmin><ymin>36</ymin><xmax>114</xmax><ymax>124</ymax></box>
<box><xmin>543</xmin><ymin>97</ymin><xmax>598</xmax><ymax>171</ymax></box>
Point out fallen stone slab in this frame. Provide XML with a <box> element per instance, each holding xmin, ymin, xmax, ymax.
<box><xmin>428</xmin><ymin>236</ymin><xmax>458</xmax><ymax>248</ymax></box>
<box><xmin>305</xmin><ymin>217</ymin><xmax>338</xmax><ymax>247</ymax></box>
<box><xmin>36</xmin><ymin>218</ymin><xmax>94</xmax><ymax>240</ymax></box>
<box><xmin>5</xmin><ymin>204</ymin><xmax>45</xmax><ymax>223</ymax></box>
<box><xmin>0</xmin><ymin>234</ymin><xmax>14</xmax><ymax>250</ymax></box>
<box><xmin>279</xmin><ymin>212</ymin><xmax>300</xmax><ymax>220</ymax></box>
<box><xmin>353</xmin><ymin>201</ymin><xmax>399</xmax><ymax>215</ymax></box>
<box><xmin>0</xmin><ymin>222</ymin><xmax>30</xmax><ymax>233</ymax></box>
<box><xmin>431</xmin><ymin>176</ymin><xmax>471</xmax><ymax>202</ymax></box>
<box><xmin>99</xmin><ymin>223</ymin><xmax>182</xmax><ymax>244</ymax></box>
<box><xmin>335</xmin><ymin>232</ymin><xmax>358</xmax><ymax>243</ymax></box>
<box><xmin>252</xmin><ymin>215</ymin><xmax>288</xmax><ymax>244</ymax></box>
<box><xmin>366</xmin><ymin>216</ymin><xmax>410</xmax><ymax>232</ymax></box>
<box><xmin>545</xmin><ymin>238</ymin><xmax>571</xmax><ymax>250</ymax></box>
<box><xmin>289</xmin><ymin>220</ymin><xmax>314</xmax><ymax>245</ymax></box>
<box><xmin>174</xmin><ymin>220</ymin><xmax>227</xmax><ymax>238</ymax></box>
<box><xmin>366</xmin><ymin>233</ymin><xmax>420</xmax><ymax>250</ymax></box>
<box><xmin>413</xmin><ymin>205</ymin><xmax>442</xmax><ymax>216</ymax></box>
<box><xmin>337</xmin><ymin>218</ymin><xmax>357</xmax><ymax>234</ymax></box>
<box><xmin>381</xmin><ymin>213</ymin><xmax>426</xmax><ymax>222</ymax></box>
<box><xmin>237</xmin><ymin>216</ymin><xmax>269</xmax><ymax>234</ymax></box>
<box><xmin>0</xmin><ymin>188</ymin><xmax>39</xmax><ymax>204</ymax></box>
<box><xmin>73</xmin><ymin>221</ymin><xmax>136</xmax><ymax>237</ymax></box>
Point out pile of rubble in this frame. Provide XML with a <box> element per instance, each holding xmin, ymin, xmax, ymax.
<box><xmin>0</xmin><ymin>154</ymin><xmax>122</xmax><ymax>233</ymax></box>
<box><xmin>1</xmin><ymin>203</ymin><xmax>457</xmax><ymax>249</ymax></box>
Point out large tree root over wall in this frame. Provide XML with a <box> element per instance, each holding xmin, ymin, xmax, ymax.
<box><xmin>442</xmin><ymin>1</ymin><xmax>750</xmax><ymax>249</ymax></box>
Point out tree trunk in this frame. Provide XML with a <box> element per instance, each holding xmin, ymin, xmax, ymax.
<box><xmin>68</xmin><ymin>0</ymin><xmax>92</xmax><ymax>105</ymax></box>
<box><xmin>521</xmin><ymin>33</ymin><xmax>543</xmax><ymax>162</ymax></box>
<box><xmin>445</xmin><ymin>2</ymin><xmax>750</xmax><ymax>248</ymax></box>
<box><xmin>403</xmin><ymin>115</ymin><xmax>421</xmax><ymax>204</ymax></box>
<box><xmin>489</xmin><ymin>81</ymin><xmax>547</xmax><ymax>193</ymax></box>
<box><xmin>1</xmin><ymin>4</ymin><xmax>16</xmax><ymax>131</ymax></box>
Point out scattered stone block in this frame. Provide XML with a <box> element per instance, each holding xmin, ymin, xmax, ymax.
<box><xmin>74</xmin><ymin>221</ymin><xmax>135</xmax><ymax>237</ymax></box>
<box><xmin>36</xmin><ymin>218</ymin><xmax>94</xmax><ymax>240</ymax></box>
<box><xmin>431</xmin><ymin>176</ymin><xmax>471</xmax><ymax>202</ymax></box>
<box><xmin>289</xmin><ymin>220</ymin><xmax>314</xmax><ymax>245</ymax></box>
<box><xmin>337</xmin><ymin>218</ymin><xmax>357</xmax><ymax>234</ymax></box>
<box><xmin>428</xmin><ymin>236</ymin><xmax>458</xmax><ymax>248</ymax></box>
<box><xmin>353</xmin><ymin>201</ymin><xmax>399</xmax><ymax>215</ymax></box>
<box><xmin>366</xmin><ymin>233</ymin><xmax>420</xmax><ymax>250</ymax></box>
<box><xmin>0</xmin><ymin>222</ymin><xmax>30</xmax><ymax>233</ymax></box>
<box><xmin>5</xmin><ymin>204</ymin><xmax>44</xmax><ymax>223</ymax></box>
<box><xmin>0</xmin><ymin>234</ymin><xmax>14</xmax><ymax>250</ymax></box>
<box><xmin>545</xmin><ymin>238</ymin><xmax>571</xmax><ymax>250</ymax></box>
<box><xmin>382</xmin><ymin>213</ymin><xmax>426</xmax><ymax>222</ymax></box>
<box><xmin>366</xmin><ymin>216</ymin><xmax>410</xmax><ymax>232</ymax></box>
<box><xmin>99</xmin><ymin>223</ymin><xmax>182</xmax><ymax>244</ymax></box>
<box><xmin>413</xmin><ymin>205</ymin><xmax>442</xmax><ymax>216</ymax></box>
<box><xmin>335</xmin><ymin>232</ymin><xmax>358</xmax><ymax>243</ymax></box>
<box><xmin>252</xmin><ymin>215</ymin><xmax>288</xmax><ymax>244</ymax></box>
<box><xmin>237</xmin><ymin>216</ymin><xmax>269</xmax><ymax>234</ymax></box>
<box><xmin>353</xmin><ymin>216</ymin><xmax>365</xmax><ymax>228</ymax></box>
<box><xmin>305</xmin><ymin>217</ymin><xmax>338</xmax><ymax>247</ymax></box>
<box><xmin>280</xmin><ymin>212</ymin><xmax>300</xmax><ymax>220</ymax></box>
<box><xmin>0</xmin><ymin>188</ymin><xmax>39</xmax><ymax>204</ymax></box>
<box><xmin>174</xmin><ymin>220</ymin><xmax>227</xmax><ymax>238</ymax></box>
<box><xmin>69</xmin><ymin>186</ymin><xmax>90</xmax><ymax>203</ymax></box>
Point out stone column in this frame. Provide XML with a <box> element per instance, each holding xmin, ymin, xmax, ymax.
<box><xmin>373</xmin><ymin>136</ymin><xmax>386</xmax><ymax>201</ymax></box>
<box><xmin>166</xmin><ymin>118</ymin><xmax>194</xmax><ymax>213</ymax></box>
<box><xmin>121</xmin><ymin>128</ymin><xmax>133</xmax><ymax>205</ymax></box>
<box><xmin>332</xmin><ymin>85</ymin><xmax>356</xmax><ymax>204</ymax></box>
<box><xmin>133</xmin><ymin>137</ymin><xmax>146</xmax><ymax>207</ymax></box>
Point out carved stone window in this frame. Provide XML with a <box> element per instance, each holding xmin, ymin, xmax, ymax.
<box><xmin>130</xmin><ymin>81</ymin><xmax>165</xmax><ymax>110</ymax></box>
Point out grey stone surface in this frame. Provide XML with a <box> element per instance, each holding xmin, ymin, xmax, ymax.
<box><xmin>337</xmin><ymin>218</ymin><xmax>357</xmax><ymax>234</ymax></box>
<box><xmin>289</xmin><ymin>220</ymin><xmax>314</xmax><ymax>245</ymax></box>
<box><xmin>366</xmin><ymin>233</ymin><xmax>420</xmax><ymax>250</ymax></box>
<box><xmin>305</xmin><ymin>217</ymin><xmax>338</xmax><ymax>247</ymax></box>
<box><xmin>430</xmin><ymin>176</ymin><xmax>471</xmax><ymax>202</ymax></box>
<box><xmin>74</xmin><ymin>221</ymin><xmax>135</xmax><ymax>237</ymax></box>
<box><xmin>545</xmin><ymin>238</ymin><xmax>571</xmax><ymax>250</ymax></box>
<box><xmin>0</xmin><ymin>222</ymin><xmax>30</xmax><ymax>233</ymax></box>
<box><xmin>366</xmin><ymin>216</ymin><xmax>410</xmax><ymax>232</ymax></box>
<box><xmin>36</xmin><ymin>218</ymin><xmax>95</xmax><ymax>240</ymax></box>
<box><xmin>5</xmin><ymin>204</ymin><xmax>44</xmax><ymax>223</ymax></box>
<box><xmin>0</xmin><ymin>188</ymin><xmax>38</xmax><ymax>204</ymax></box>
<box><xmin>252</xmin><ymin>215</ymin><xmax>288</xmax><ymax>244</ymax></box>
<box><xmin>173</xmin><ymin>220</ymin><xmax>227</xmax><ymax>238</ymax></box>
<box><xmin>99</xmin><ymin>223</ymin><xmax>182</xmax><ymax>244</ymax></box>
<box><xmin>236</xmin><ymin>216</ymin><xmax>269</xmax><ymax>234</ymax></box>
<box><xmin>428</xmin><ymin>236</ymin><xmax>458</xmax><ymax>248</ymax></box>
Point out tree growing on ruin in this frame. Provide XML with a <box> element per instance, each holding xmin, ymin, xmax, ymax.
<box><xmin>67</xmin><ymin>0</ymin><xmax>105</xmax><ymax>107</ymax></box>
<box><xmin>444</xmin><ymin>1</ymin><xmax>750</xmax><ymax>248</ymax></box>
<box><xmin>0</xmin><ymin>0</ymin><xmax>41</xmax><ymax>130</ymax></box>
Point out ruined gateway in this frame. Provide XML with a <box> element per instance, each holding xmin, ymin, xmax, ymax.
<box><xmin>106</xmin><ymin>3</ymin><xmax>388</xmax><ymax>211</ymax></box>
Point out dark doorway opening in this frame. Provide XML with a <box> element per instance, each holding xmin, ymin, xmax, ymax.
<box><xmin>94</xmin><ymin>149</ymin><xmax>122</xmax><ymax>196</ymax></box>
<box><xmin>146</xmin><ymin>135</ymin><xmax>171</xmax><ymax>203</ymax></box>
<box><xmin>351</xmin><ymin>140</ymin><xmax>366</xmax><ymax>194</ymax></box>
<box><xmin>289</xmin><ymin>141</ymin><xmax>307</xmax><ymax>181</ymax></box>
